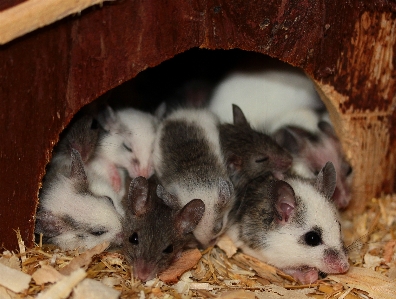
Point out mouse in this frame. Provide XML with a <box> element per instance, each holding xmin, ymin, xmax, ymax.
<box><xmin>219</xmin><ymin>104</ymin><xmax>292</xmax><ymax>191</ymax></box>
<box><xmin>35</xmin><ymin>149</ymin><xmax>123</xmax><ymax>251</ymax></box>
<box><xmin>153</xmin><ymin>107</ymin><xmax>235</xmax><ymax>248</ymax></box>
<box><xmin>45</xmin><ymin>114</ymin><xmax>101</xmax><ymax>180</ymax></box>
<box><xmin>272</xmin><ymin>121</ymin><xmax>353</xmax><ymax>209</ymax></box>
<box><xmin>208</xmin><ymin>58</ymin><xmax>324</xmax><ymax>129</ymax></box>
<box><xmin>122</xmin><ymin>176</ymin><xmax>205</xmax><ymax>282</ymax></box>
<box><xmin>226</xmin><ymin>162</ymin><xmax>349</xmax><ymax>284</ymax></box>
<box><xmin>93</xmin><ymin>105</ymin><xmax>158</xmax><ymax>179</ymax></box>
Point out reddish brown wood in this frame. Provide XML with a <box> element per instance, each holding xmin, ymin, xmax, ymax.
<box><xmin>0</xmin><ymin>0</ymin><xmax>395</xmax><ymax>250</ymax></box>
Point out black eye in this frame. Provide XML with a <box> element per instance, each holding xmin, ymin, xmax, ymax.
<box><xmin>163</xmin><ymin>244</ymin><xmax>173</xmax><ymax>254</ymax></box>
<box><xmin>255</xmin><ymin>156</ymin><xmax>269</xmax><ymax>163</ymax></box>
<box><xmin>304</xmin><ymin>231</ymin><xmax>322</xmax><ymax>246</ymax></box>
<box><xmin>123</xmin><ymin>143</ymin><xmax>133</xmax><ymax>152</ymax></box>
<box><xmin>213</xmin><ymin>220</ymin><xmax>223</xmax><ymax>234</ymax></box>
<box><xmin>91</xmin><ymin>230</ymin><xmax>107</xmax><ymax>236</ymax></box>
<box><xmin>346</xmin><ymin>165</ymin><xmax>353</xmax><ymax>176</ymax></box>
<box><xmin>129</xmin><ymin>232</ymin><xmax>139</xmax><ymax>245</ymax></box>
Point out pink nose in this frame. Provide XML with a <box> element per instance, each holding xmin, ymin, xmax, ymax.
<box><xmin>133</xmin><ymin>261</ymin><xmax>156</xmax><ymax>282</ymax></box>
<box><xmin>138</xmin><ymin>166</ymin><xmax>153</xmax><ymax>178</ymax></box>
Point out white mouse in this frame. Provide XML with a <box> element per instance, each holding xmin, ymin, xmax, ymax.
<box><xmin>208</xmin><ymin>58</ymin><xmax>323</xmax><ymax>130</ymax></box>
<box><xmin>35</xmin><ymin>149</ymin><xmax>123</xmax><ymax>250</ymax></box>
<box><xmin>226</xmin><ymin>162</ymin><xmax>349</xmax><ymax>284</ymax></box>
<box><xmin>93</xmin><ymin>106</ymin><xmax>158</xmax><ymax>179</ymax></box>
<box><xmin>153</xmin><ymin>107</ymin><xmax>235</xmax><ymax>248</ymax></box>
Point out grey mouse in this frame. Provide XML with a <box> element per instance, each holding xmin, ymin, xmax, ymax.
<box><xmin>122</xmin><ymin>176</ymin><xmax>205</xmax><ymax>282</ymax></box>
<box><xmin>226</xmin><ymin>162</ymin><xmax>349</xmax><ymax>284</ymax></box>
<box><xmin>219</xmin><ymin>104</ymin><xmax>292</xmax><ymax>191</ymax></box>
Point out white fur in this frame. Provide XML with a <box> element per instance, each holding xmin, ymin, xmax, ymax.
<box><xmin>40</xmin><ymin>175</ymin><xmax>123</xmax><ymax>250</ymax></box>
<box><xmin>86</xmin><ymin>158</ymin><xmax>127</xmax><ymax>218</ymax></box>
<box><xmin>95</xmin><ymin>107</ymin><xmax>158</xmax><ymax>179</ymax></box>
<box><xmin>208</xmin><ymin>66</ymin><xmax>322</xmax><ymax>132</ymax></box>
<box><xmin>227</xmin><ymin>177</ymin><xmax>348</xmax><ymax>274</ymax></box>
<box><xmin>153</xmin><ymin>108</ymin><xmax>234</xmax><ymax>247</ymax></box>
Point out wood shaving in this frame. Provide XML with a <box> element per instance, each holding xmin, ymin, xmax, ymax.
<box><xmin>159</xmin><ymin>249</ymin><xmax>202</xmax><ymax>283</ymax></box>
<box><xmin>0</xmin><ymin>262</ymin><xmax>31</xmax><ymax>293</ymax></box>
<box><xmin>72</xmin><ymin>278</ymin><xmax>120</xmax><ymax>299</ymax></box>
<box><xmin>0</xmin><ymin>194</ymin><xmax>395</xmax><ymax>298</ymax></box>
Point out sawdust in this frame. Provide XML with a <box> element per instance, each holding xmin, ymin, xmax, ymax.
<box><xmin>0</xmin><ymin>195</ymin><xmax>395</xmax><ymax>299</ymax></box>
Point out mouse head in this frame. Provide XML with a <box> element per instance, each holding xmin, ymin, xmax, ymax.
<box><xmin>123</xmin><ymin>176</ymin><xmax>204</xmax><ymax>282</ymax></box>
<box><xmin>265</xmin><ymin>162</ymin><xmax>349</xmax><ymax>283</ymax></box>
<box><xmin>36</xmin><ymin>149</ymin><xmax>123</xmax><ymax>250</ymax></box>
<box><xmin>96</xmin><ymin>106</ymin><xmax>158</xmax><ymax>179</ymax></box>
<box><xmin>222</xmin><ymin>104</ymin><xmax>292</xmax><ymax>186</ymax></box>
<box><xmin>170</xmin><ymin>178</ymin><xmax>234</xmax><ymax>249</ymax></box>
<box><xmin>273</xmin><ymin>124</ymin><xmax>352</xmax><ymax>209</ymax></box>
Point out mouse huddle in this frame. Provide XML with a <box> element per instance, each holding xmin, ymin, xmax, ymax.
<box><xmin>35</xmin><ymin>62</ymin><xmax>352</xmax><ymax>285</ymax></box>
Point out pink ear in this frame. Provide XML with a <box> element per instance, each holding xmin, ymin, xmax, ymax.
<box><xmin>227</xmin><ymin>154</ymin><xmax>243</xmax><ymax>174</ymax></box>
<box><xmin>272</xmin><ymin>180</ymin><xmax>296</xmax><ymax>224</ymax></box>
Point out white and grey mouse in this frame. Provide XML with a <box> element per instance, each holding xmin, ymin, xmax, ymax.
<box><xmin>45</xmin><ymin>115</ymin><xmax>101</xmax><ymax>180</ymax></box>
<box><xmin>226</xmin><ymin>162</ymin><xmax>349</xmax><ymax>284</ymax></box>
<box><xmin>153</xmin><ymin>108</ymin><xmax>235</xmax><ymax>248</ymax></box>
<box><xmin>122</xmin><ymin>176</ymin><xmax>204</xmax><ymax>282</ymax></box>
<box><xmin>219</xmin><ymin>104</ymin><xmax>292</xmax><ymax>191</ymax></box>
<box><xmin>35</xmin><ymin>149</ymin><xmax>123</xmax><ymax>250</ymax></box>
<box><xmin>93</xmin><ymin>106</ymin><xmax>158</xmax><ymax>179</ymax></box>
<box><xmin>273</xmin><ymin>122</ymin><xmax>353</xmax><ymax>209</ymax></box>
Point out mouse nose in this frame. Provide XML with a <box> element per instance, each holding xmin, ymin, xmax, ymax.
<box><xmin>133</xmin><ymin>260</ymin><xmax>156</xmax><ymax>282</ymax></box>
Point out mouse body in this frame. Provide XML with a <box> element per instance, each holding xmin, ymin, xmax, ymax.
<box><xmin>94</xmin><ymin>106</ymin><xmax>158</xmax><ymax>179</ymax></box>
<box><xmin>35</xmin><ymin>149</ymin><xmax>123</xmax><ymax>250</ymax></box>
<box><xmin>226</xmin><ymin>162</ymin><xmax>349</xmax><ymax>284</ymax></box>
<box><xmin>153</xmin><ymin>108</ymin><xmax>235</xmax><ymax>248</ymax></box>
<box><xmin>208</xmin><ymin>59</ymin><xmax>323</xmax><ymax>131</ymax></box>
<box><xmin>122</xmin><ymin>176</ymin><xmax>204</xmax><ymax>282</ymax></box>
<box><xmin>219</xmin><ymin>104</ymin><xmax>292</xmax><ymax>191</ymax></box>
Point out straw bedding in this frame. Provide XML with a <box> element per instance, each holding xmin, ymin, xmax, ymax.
<box><xmin>1</xmin><ymin>195</ymin><xmax>395</xmax><ymax>299</ymax></box>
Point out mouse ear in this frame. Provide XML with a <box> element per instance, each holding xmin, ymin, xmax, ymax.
<box><xmin>70</xmin><ymin>148</ymin><xmax>89</xmax><ymax>191</ymax></box>
<box><xmin>174</xmin><ymin>199</ymin><xmax>205</xmax><ymax>235</ymax></box>
<box><xmin>218</xmin><ymin>178</ymin><xmax>234</xmax><ymax>208</ymax></box>
<box><xmin>272</xmin><ymin>126</ymin><xmax>303</xmax><ymax>155</ymax></box>
<box><xmin>232</xmin><ymin>104</ymin><xmax>249</xmax><ymax>127</ymax></box>
<box><xmin>271</xmin><ymin>180</ymin><xmax>296</xmax><ymax>224</ymax></box>
<box><xmin>128</xmin><ymin>176</ymin><xmax>149</xmax><ymax>216</ymax></box>
<box><xmin>227</xmin><ymin>154</ymin><xmax>243</xmax><ymax>175</ymax></box>
<box><xmin>97</xmin><ymin>105</ymin><xmax>118</xmax><ymax>132</ymax></box>
<box><xmin>156</xmin><ymin>184</ymin><xmax>181</xmax><ymax>210</ymax></box>
<box><xmin>315</xmin><ymin>162</ymin><xmax>337</xmax><ymax>200</ymax></box>
<box><xmin>35</xmin><ymin>210</ymin><xmax>69</xmax><ymax>237</ymax></box>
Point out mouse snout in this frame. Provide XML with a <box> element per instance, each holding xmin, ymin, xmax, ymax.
<box><xmin>323</xmin><ymin>249</ymin><xmax>350</xmax><ymax>273</ymax></box>
<box><xmin>130</xmin><ymin>159</ymin><xmax>153</xmax><ymax>178</ymax></box>
<box><xmin>133</xmin><ymin>260</ymin><xmax>157</xmax><ymax>282</ymax></box>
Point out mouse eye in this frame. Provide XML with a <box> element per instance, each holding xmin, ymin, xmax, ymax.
<box><xmin>122</xmin><ymin>143</ymin><xmax>133</xmax><ymax>152</ymax></box>
<box><xmin>104</xmin><ymin>196</ymin><xmax>114</xmax><ymax>207</ymax></box>
<box><xmin>91</xmin><ymin>229</ymin><xmax>107</xmax><ymax>236</ymax></box>
<box><xmin>213</xmin><ymin>220</ymin><xmax>223</xmax><ymax>235</ymax></box>
<box><xmin>345</xmin><ymin>165</ymin><xmax>353</xmax><ymax>176</ymax></box>
<box><xmin>255</xmin><ymin>156</ymin><xmax>269</xmax><ymax>163</ymax></box>
<box><xmin>304</xmin><ymin>231</ymin><xmax>322</xmax><ymax>246</ymax></box>
<box><xmin>129</xmin><ymin>232</ymin><xmax>139</xmax><ymax>245</ymax></box>
<box><xmin>163</xmin><ymin>244</ymin><xmax>174</xmax><ymax>254</ymax></box>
